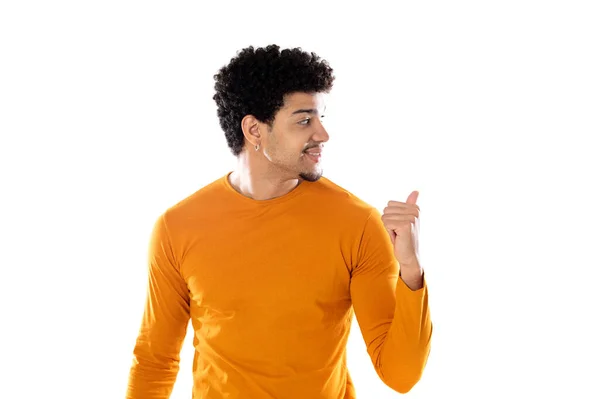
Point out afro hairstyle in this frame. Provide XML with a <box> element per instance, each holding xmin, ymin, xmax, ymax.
<box><xmin>213</xmin><ymin>44</ymin><xmax>335</xmax><ymax>156</ymax></box>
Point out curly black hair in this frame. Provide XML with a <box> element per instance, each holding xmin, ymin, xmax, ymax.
<box><xmin>213</xmin><ymin>44</ymin><xmax>335</xmax><ymax>156</ymax></box>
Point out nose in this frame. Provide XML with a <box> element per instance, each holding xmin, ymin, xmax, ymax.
<box><xmin>312</xmin><ymin>121</ymin><xmax>329</xmax><ymax>143</ymax></box>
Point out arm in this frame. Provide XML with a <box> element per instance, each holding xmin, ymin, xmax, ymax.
<box><xmin>350</xmin><ymin>208</ymin><xmax>432</xmax><ymax>394</ymax></box>
<box><xmin>398</xmin><ymin>259</ymin><xmax>424</xmax><ymax>291</ymax></box>
<box><xmin>126</xmin><ymin>213</ymin><xmax>191</xmax><ymax>399</ymax></box>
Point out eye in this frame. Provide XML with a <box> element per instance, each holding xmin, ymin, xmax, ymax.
<box><xmin>298</xmin><ymin>115</ymin><xmax>325</xmax><ymax>126</ymax></box>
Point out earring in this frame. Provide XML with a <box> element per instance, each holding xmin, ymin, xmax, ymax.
<box><xmin>255</xmin><ymin>143</ymin><xmax>260</xmax><ymax>151</ymax></box>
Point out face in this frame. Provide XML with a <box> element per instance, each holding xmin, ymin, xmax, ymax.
<box><xmin>260</xmin><ymin>92</ymin><xmax>329</xmax><ymax>182</ymax></box>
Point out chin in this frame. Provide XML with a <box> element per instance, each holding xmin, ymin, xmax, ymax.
<box><xmin>299</xmin><ymin>169</ymin><xmax>323</xmax><ymax>182</ymax></box>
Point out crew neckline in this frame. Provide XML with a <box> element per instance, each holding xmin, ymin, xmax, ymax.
<box><xmin>220</xmin><ymin>171</ymin><xmax>312</xmax><ymax>206</ymax></box>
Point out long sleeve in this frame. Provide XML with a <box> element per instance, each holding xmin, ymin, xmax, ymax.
<box><xmin>126</xmin><ymin>213</ymin><xmax>191</xmax><ymax>399</ymax></box>
<box><xmin>350</xmin><ymin>208</ymin><xmax>432</xmax><ymax>394</ymax></box>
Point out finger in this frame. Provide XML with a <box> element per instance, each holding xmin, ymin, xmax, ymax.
<box><xmin>388</xmin><ymin>222</ymin><xmax>414</xmax><ymax>234</ymax></box>
<box><xmin>406</xmin><ymin>190</ymin><xmax>419</xmax><ymax>205</ymax></box>
<box><xmin>382</xmin><ymin>217</ymin><xmax>417</xmax><ymax>232</ymax></box>
<box><xmin>383</xmin><ymin>214</ymin><xmax>418</xmax><ymax>222</ymax></box>
<box><xmin>383</xmin><ymin>207</ymin><xmax>420</xmax><ymax>218</ymax></box>
<box><xmin>386</xmin><ymin>201</ymin><xmax>421</xmax><ymax>211</ymax></box>
<box><xmin>387</xmin><ymin>224</ymin><xmax>416</xmax><ymax>235</ymax></box>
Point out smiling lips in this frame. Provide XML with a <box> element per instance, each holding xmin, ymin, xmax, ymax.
<box><xmin>303</xmin><ymin>148</ymin><xmax>322</xmax><ymax>163</ymax></box>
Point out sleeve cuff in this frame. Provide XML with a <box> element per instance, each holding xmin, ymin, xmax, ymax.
<box><xmin>396</xmin><ymin>272</ymin><xmax>427</xmax><ymax>297</ymax></box>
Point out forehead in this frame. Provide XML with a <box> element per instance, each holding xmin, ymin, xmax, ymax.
<box><xmin>280</xmin><ymin>92</ymin><xmax>327</xmax><ymax>114</ymax></box>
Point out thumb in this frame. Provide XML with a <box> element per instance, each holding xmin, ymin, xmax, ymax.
<box><xmin>406</xmin><ymin>190</ymin><xmax>419</xmax><ymax>205</ymax></box>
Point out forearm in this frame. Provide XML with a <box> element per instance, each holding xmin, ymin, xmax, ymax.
<box><xmin>377</xmin><ymin>277</ymin><xmax>432</xmax><ymax>393</ymax></box>
<box><xmin>126</xmin><ymin>339</ymin><xmax>182</xmax><ymax>399</ymax></box>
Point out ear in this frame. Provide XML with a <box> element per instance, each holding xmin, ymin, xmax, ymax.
<box><xmin>241</xmin><ymin>115</ymin><xmax>262</xmax><ymax>148</ymax></box>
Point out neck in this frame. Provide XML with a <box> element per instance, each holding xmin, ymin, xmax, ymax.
<box><xmin>229</xmin><ymin>150</ymin><xmax>301</xmax><ymax>201</ymax></box>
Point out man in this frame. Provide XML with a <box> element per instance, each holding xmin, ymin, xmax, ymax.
<box><xmin>126</xmin><ymin>44</ymin><xmax>432</xmax><ymax>398</ymax></box>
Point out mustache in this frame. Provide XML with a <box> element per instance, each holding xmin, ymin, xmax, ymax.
<box><xmin>303</xmin><ymin>144</ymin><xmax>323</xmax><ymax>152</ymax></box>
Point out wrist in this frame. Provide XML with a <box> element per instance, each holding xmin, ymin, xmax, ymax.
<box><xmin>398</xmin><ymin>255</ymin><xmax>420</xmax><ymax>269</ymax></box>
<box><xmin>399</xmin><ymin>262</ymin><xmax>424</xmax><ymax>290</ymax></box>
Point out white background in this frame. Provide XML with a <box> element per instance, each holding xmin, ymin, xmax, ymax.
<box><xmin>1</xmin><ymin>1</ymin><xmax>599</xmax><ymax>398</ymax></box>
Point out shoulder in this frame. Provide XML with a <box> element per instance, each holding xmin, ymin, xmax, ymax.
<box><xmin>156</xmin><ymin>173</ymin><xmax>230</xmax><ymax>229</ymax></box>
<box><xmin>309</xmin><ymin>176</ymin><xmax>379</xmax><ymax>221</ymax></box>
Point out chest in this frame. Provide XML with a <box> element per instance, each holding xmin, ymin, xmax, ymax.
<box><xmin>180</xmin><ymin>219</ymin><xmax>352</xmax><ymax>324</ymax></box>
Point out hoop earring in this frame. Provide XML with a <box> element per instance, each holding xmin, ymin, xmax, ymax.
<box><xmin>255</xmin><ymin>144</ymin><xmax>260</xmax><ymax>151</ymax></box>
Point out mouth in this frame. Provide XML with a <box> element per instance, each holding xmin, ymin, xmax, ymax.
<box><xmin>303</xmin><ymin>148</ymin><xmax>322</xmax><ymax>163</ymax></box>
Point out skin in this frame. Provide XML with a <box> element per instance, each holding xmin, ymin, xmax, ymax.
<box><xmin>228</xmin><ymin>91</ymin><xmax>423</xmax><ymax>289</ymax></box>
<box><xmin>228</xmin><ymin>91</ymin><xmax>328</xmax><ymax>201</ymax></box>
<box><xmin>383</xmin><ymin>193</ymin><xmax>424</xmax><ymax>290</ymax></box>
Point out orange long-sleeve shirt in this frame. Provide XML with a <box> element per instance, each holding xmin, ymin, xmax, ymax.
<box><xmin>126</xmin><ymin>172</ymin><xmax>432</xmax><ymax>398</ymax></box>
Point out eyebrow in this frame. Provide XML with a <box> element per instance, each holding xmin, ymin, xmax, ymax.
<box><xmin>291</xmin><ymin>108</ymin><xmax>318</xmax><ymax>115</ymax></box>
<box><xmin>290</xmin><ymin>106</ymin><xmax>326</xmax><ymax>116</ymax></box>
